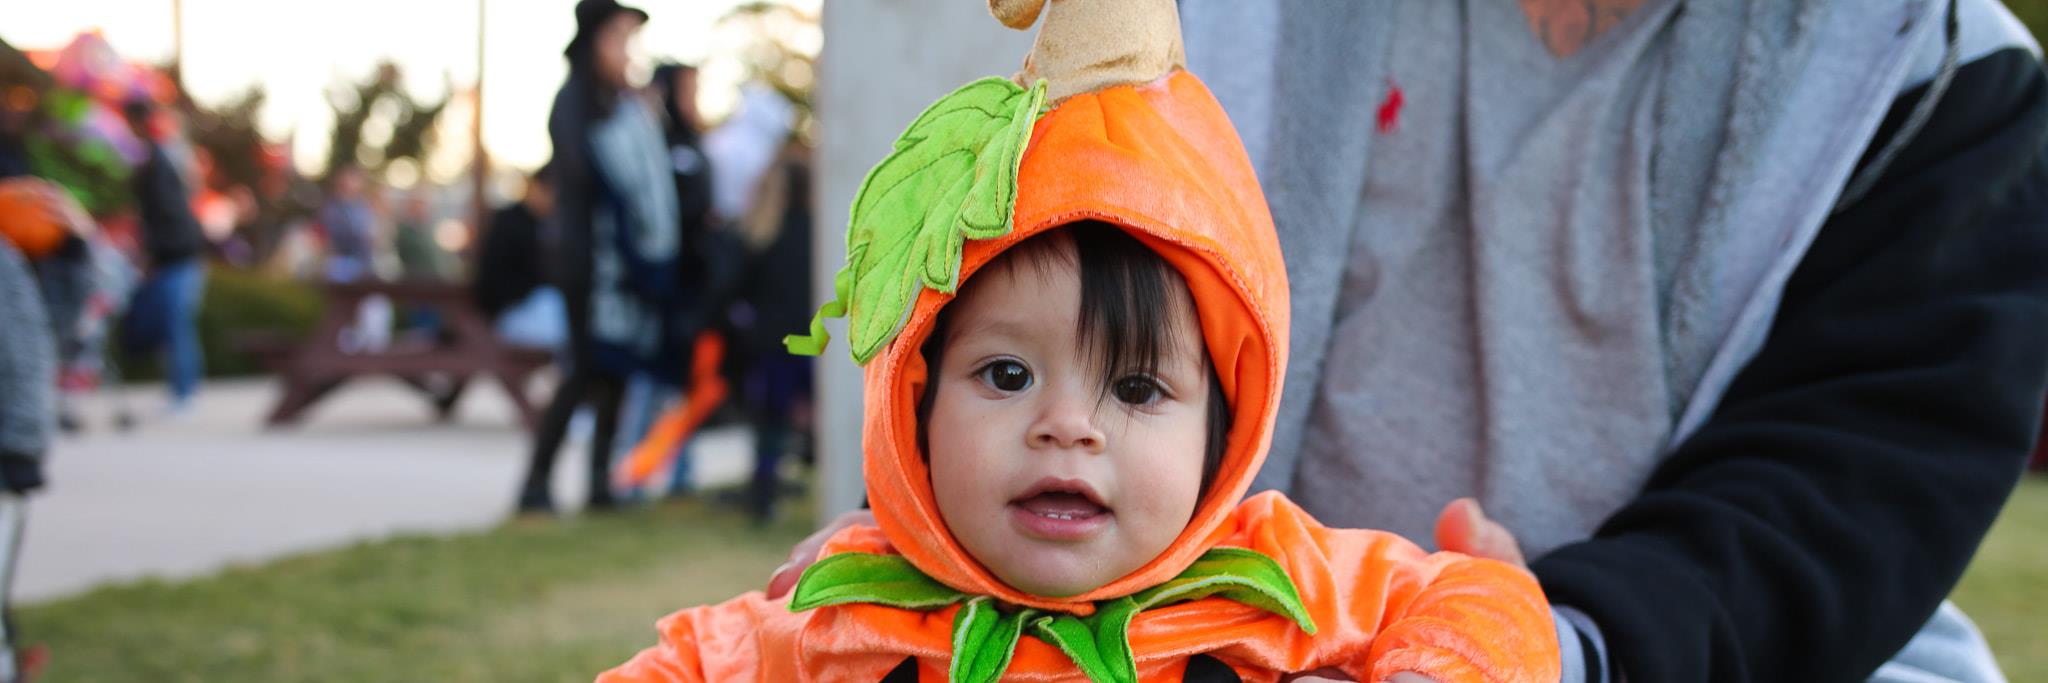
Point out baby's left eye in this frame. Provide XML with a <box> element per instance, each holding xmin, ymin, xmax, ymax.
<box><xmin>1111</xmin><ymin>376</ymin><xmax>1165</xmax><ymax>406</ymax></box>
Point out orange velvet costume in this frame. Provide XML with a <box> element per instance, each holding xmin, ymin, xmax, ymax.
<box><xmin>600</xmin><ymin>10</ymin><xmax>1560</xmax><ymax>683</ymax></box>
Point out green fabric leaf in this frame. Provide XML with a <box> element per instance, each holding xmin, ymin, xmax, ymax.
<box><xmin>787</xmin><ymin>553</ymin><xmax>968</xmax><ymax>612</ymax></box>
<box><xmin>950</xmin><ymin>597</ymin><xmax>1036</xmax><ymax>683</ymax></box>
<box><xmin>783</xmin><ymin>76</ymin><xmax>1048</xmax><ymax>364</ymax></box>
<box><xmin>1027</xmin><ymin>606</ymin><xmax>1138</xmax><ymax>683</ymax></box>
<box><xmin>1128</xmin><ymin>547</ymin><xmax>1318</xmax><ymax>635</ymax></box>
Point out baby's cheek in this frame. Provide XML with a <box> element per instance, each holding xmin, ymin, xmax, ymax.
<box><xmin>1124</xmin><ymin>466</ymin><xmax>1204</xmax><ymax>544</ymax></box>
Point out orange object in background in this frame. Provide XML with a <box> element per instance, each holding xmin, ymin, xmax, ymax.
<box><xmin>616</xmin><ymin>333</ymin><xmax>730</xmax><ymax>489</ymax></box>
<box><xmin>0</xmin><ymin>178</ymin><xmax>85</xmax><ymax>259</ymax></box>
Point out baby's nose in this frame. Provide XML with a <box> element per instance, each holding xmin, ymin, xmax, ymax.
<box><xmin>1027</xmin><ymin>396</ymin><xmax>1107</xmax><ymax>453</ymax></box>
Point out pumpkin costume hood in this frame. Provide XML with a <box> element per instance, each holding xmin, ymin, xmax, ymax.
<box><xmin>600</xmin><ymin>2</ymin><xmax>1559</xmax><ymax>680</ymax></box>
<box><xmin>845</xmin><ymin>4</ymin><xmax>1287</xmax><ymax>615</ymax></box>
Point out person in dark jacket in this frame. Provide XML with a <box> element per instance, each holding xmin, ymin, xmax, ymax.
<box><xmin>518</xmin><ymin>0</ymin><xmax>680</xmax><ymax>514</ymax></box>
<box><xmin>471</xmin><ymin>163</ymin><xmax>563</xmax><ymax>350</ymax></box>
<box><xmin>123</xmin><ymin>99</ymin><xmax>206</xmax><ymax>412</ymax></box>
<box><xmin>778</xmin><ymin>2</ymin><xmax>2048</xmax><ymax>681</ymax></box>
<box><xmin>1181</xmin><ymin>3</ymin><xmax>2048</xmax><ymax>682</ymax></box>
<box><xmin>652</xmin><ymin>63</ymin><xmax>716</xmax><ymax>275</ymax></box>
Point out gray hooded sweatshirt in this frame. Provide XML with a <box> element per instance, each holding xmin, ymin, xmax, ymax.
<box><xmin>1183</xmin><ymin>0</ymin><xmax>2047</xmax><ymax>681</ymax></box>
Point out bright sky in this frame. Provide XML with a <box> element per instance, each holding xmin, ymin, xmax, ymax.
<box><xmin>1</xmin><ymin>0</ymin><xmax>819</xmax><ymax>179</ymax></box>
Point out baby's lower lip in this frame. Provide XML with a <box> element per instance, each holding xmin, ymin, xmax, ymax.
<box><xmin>1007</xmin><ymin>502</ymin><xmax>1111</xmax><ymax>541</ymax></box>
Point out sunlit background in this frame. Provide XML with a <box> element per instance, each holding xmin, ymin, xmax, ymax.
<box><xmin>4</xmin><ymin>0</ymin><xmax>821</xmax><ymax>178</ymax></box>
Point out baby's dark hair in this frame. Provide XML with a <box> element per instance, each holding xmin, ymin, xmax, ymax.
<box><xmin>917</xmin><ymin>222</ymin><xmax>1231</xmax><ymax>493</ymax></box>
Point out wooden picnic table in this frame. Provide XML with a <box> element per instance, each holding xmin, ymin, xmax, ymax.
<box><xmin>253</xmin><ymin>279</ymin><xmax>554</xmax><ymax>428</ymax></box>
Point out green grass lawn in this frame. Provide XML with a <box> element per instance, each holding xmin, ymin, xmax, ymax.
<box><xmin>18</xmin><ymin>497</ymin><xmax>810</xmax><ymax>683</ymax></box>
<box><xmin>16</xmin><ymin>478</ymin><xmax>2045</xmax><ymax>682</ymax></box>
<box><xmin>1952</xmin><ymin>474</ymin><xmax>2048</xmax><ymax>681</ymax></box>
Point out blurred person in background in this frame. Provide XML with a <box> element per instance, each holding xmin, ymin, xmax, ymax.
<box><xmin>393</xmin><ymin>192</ymin><xmax>447</xmax><ymax>282</ymax></box>
<box><xmin>472</xmin><ymin>163</ymin><xmax>566</xmax><ymax>352</ymax></box>
<box><xmin>318</xmin><ymin>164</ymin><xmax>376</xmax><ymax>284</ymax></box>
<box><xmin>701</xmin><ymin>84</ymin><xmax>793</xmax><ymax>227</ymax></box>
<box><xmin>518</xmin><ymin>0</ymin><xmax>681</xmax><ymax>515</ymax></box>
<box><xmin>318</xmin><ymin>164</ymin><xmax>392</xmax><ymax>353</ymax></box>
<box><xmin>121</xmin><ymin>98</ymin><xmax>206</xmax><ymax>415</ymax></box>
<box><xmin>698</xmin><ymin>84</ymin><xmax>803</xmax><ymax>521</ymax></box>
<box><xmin>392</xmin><ymin>192</ymin><xmax>447</xmax><ymax>340</ymax></box>
<box><xmin>609</xmin><ymin>62</ymin><xmax>722</xmax><ymax>501</ymax></box>
<box><xmin>653</xmin><ymin>63</ymin><xmax>714</xmax><ymax>260</ymax></box>
<box><xmin>728</xmin><ymin>138</ymin><xmax>811</xmax><ymax>524</ymax></box>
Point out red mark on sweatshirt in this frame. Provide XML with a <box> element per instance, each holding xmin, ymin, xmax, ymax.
<box><xmin>1377</xmin><ymin>79</ymin><xmax>1405</xmax><ymax>134</ymax></box>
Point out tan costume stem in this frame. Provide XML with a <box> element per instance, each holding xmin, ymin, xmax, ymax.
<box><xmin>988</xmin><ymin>0</ymin><xmax>1185</xmax><ymax>103</ymax></box>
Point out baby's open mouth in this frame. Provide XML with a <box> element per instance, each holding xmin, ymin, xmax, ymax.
<box><xmin>1008</xmin><ymin>478</ymin><xmax>1112</xmax><ymax>540</ymax></box>
<box><xmin>1015</xmin><ymin>491</ymin><xmax>1108</xmax><ymax>520</ymax></box>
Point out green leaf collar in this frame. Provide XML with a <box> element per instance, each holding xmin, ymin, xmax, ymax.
<box><xmin>787</xmin><ymin>548</ymin><xmax>1315</xmax><ymax>683</ymax></box>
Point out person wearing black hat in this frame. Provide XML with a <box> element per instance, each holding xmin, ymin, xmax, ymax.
<box><xmin>518</xmin><ymin>0</ymin><xmax>682</xmax><ymax>515</ymax></box>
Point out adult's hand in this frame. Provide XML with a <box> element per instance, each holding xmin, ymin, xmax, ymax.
<box><xmin>1433</xmin><ymin>497</ymin><xmax>1527</xmax><ymax>571</ymax></box>
<box><xmin>765</xmin><ymin>508</ymin><xmax>876</xmax><ymax>599</ymax></box>
<box><xmin>1284</xmin><ymin>503</ymin><xmax>1524</xmax><ymax>683</ymax></box>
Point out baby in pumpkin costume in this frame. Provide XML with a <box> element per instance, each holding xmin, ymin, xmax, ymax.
<box><xmin>600</xmin><ymin>1</ymin><xmax>1560</xmax><ymax>681</ymax></box>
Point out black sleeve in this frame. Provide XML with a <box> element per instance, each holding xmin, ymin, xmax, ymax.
<box><xmin>1531</xmin><ymin>48</ymin><xmax>2048</xmax><ymax>683</ymax></box>
<box><xmin>471</xmin><ymin>206</ymin><xmax>539</xmax><ymax>319</ymax></box>
<box><xmin>548</xmin><ymin>81</ymin><xmax>597</xmax><ymax>292</ymax></box>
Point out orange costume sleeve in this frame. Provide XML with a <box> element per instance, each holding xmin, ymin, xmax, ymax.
<box><xmin>1186</xmin><ymin>492</ymin><xmax>1560</xmax><ymax>683</ymax></box>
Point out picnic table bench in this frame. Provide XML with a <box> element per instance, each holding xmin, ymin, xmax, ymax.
<box><xmin>249</xmin><ymin>280</ymin><xmax>554</xmax><ymax>428</ymax></box>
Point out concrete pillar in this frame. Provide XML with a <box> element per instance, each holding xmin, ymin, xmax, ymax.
<box><xmin>813</xmin><ymin>1</ymin><xmax>1034</xmax><ymax>527</ymax></box>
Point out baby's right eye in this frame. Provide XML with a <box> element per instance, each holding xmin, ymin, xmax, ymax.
<box><xmin>977</xmin><ymin>359</ymin><xmax>1033</xmax><ymax>393</ymax></box>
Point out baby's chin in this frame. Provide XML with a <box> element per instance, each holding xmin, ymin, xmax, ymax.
<box><xmin>981</xmin><ymin>543</ymin><xmax>1139</xmax><ymax>598</ymax></box>
<box><xmin>990</xmin><ymin>563</ymin><xmax>1113</xmax><ymax>599</ymax></box>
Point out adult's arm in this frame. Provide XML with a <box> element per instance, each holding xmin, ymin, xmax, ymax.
<box><xmin>1532</xmin><ymin>47</ymin><xmax>2048</xmax><ymax>682</ymax></box>
<box><xmin>0</xmin><ymin>241</ymin><xmax>52</xmax><ymax>479</ymax></box>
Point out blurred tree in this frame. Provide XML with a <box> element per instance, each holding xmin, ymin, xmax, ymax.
<box><xmin>176</xmin><ymin>84</ymin><xmax>314</xmax><ymax>265</ymax></box>
<box><xmin>720</xmin><ymin>2</ymin><xmax>819</xmax><ymax>140</ymax></box>
<box><xmin>0</xmin><ymin>36</ymin><xmax>49</xmax><ymax>92</ymax></box>
<box><xmin>321</xmin><ymin>61</ymin><xmax>449</xmax><ymax>183</ymax></box>
<box><xmin>187</xmin><ymin>87</ymin><xmax>265</xmax><ymax>192</ymax></box>
<box><xmin>20</xmin><ymin>90</ymin><xmax>134</xmax><ymax>215</ymax></box>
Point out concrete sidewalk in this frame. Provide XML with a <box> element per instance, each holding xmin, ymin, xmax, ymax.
<box><xmin>18</xmin><ymin>377</ymin><xmax>752</xmax><ymax>602</ymax></box>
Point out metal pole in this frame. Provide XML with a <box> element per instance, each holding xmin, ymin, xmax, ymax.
<box><xmin>170</xmin><ymin>0</ymin><xmax>184</xmax><ymax>89</ymax></box>
<box><xmin>469</xmin><ymin>0</ymin><xmax>488</xmax><ymax>249</ymax></box>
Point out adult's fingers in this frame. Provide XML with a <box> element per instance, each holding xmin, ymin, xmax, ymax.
<box><xmin>1433</xmin><ymin>497</ymin><xmax>1528</xmax><ymax>570</ymax></box>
